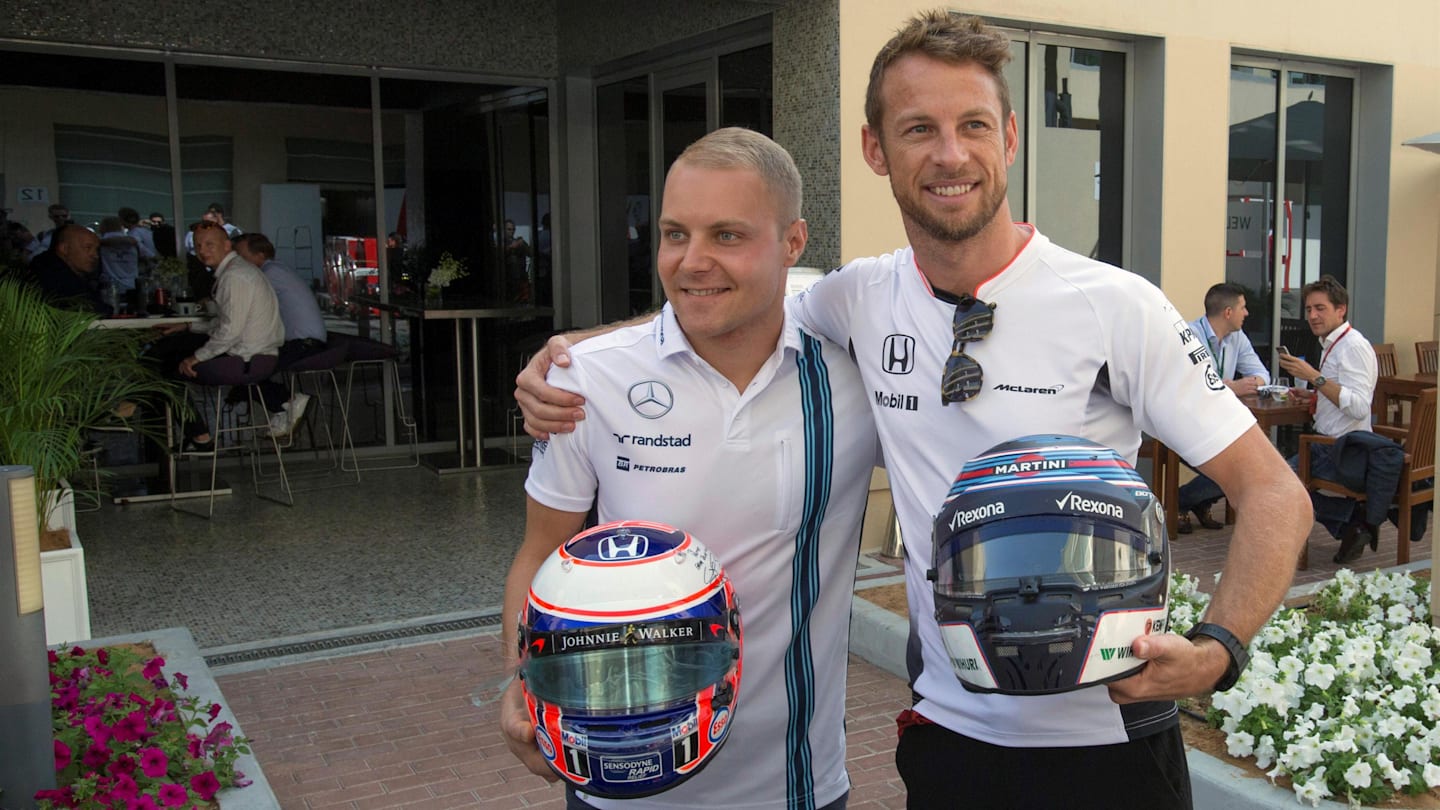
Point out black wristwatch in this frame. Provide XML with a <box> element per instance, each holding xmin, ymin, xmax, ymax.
<box><xmin>1313</xmin><ymin>375</ymin><xmax>1328</xmax><ymax>388</ymax></box>
<box><xmin>1185</xmin><ymin>622</ymin><xmax>1250</xmax><ymax>692</ymax></box>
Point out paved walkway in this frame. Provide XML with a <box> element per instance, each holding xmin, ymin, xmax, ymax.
<box><xmin>217</xmin><ymin>635</ymin><xmax>911</xmax><ymax>809</ymax></box>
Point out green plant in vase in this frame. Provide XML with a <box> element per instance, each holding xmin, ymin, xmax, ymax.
<box><xmin>0</xmin><ymin>279</ymin><xmax>184</xmax><ymax>524</ymax></box>
<box><xmin>426</xmin><ymin>252</ymin><xmax>469</xmax><ymax>304</ymax></box>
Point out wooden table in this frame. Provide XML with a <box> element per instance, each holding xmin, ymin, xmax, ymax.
<box><xmin>1240</xmin><ymin>393</ymin><xmax>1312</xmax><ymax>431</ymax></box>
<box><xmin>1146</xmin><ymin>395</ymin><xmax>1311</xmax><ymax>535</ymax></box>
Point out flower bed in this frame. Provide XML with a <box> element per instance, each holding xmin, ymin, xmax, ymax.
<box><xmin>39</xmin><ymin>643</ymin><xmax>251</xmax><ymax>810</ymax></box>
<box><xmin>1171</xmin><ymin>569</ymin><xmax>1440</xmax><ymax>807</ymax></box>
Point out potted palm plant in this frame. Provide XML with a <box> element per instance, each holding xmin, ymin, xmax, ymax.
<box><xmin>0</xmin><ymin>277</ymin><xmax>181</xmax><ymax>642</ymax></box>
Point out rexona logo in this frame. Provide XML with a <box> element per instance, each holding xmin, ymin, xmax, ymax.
<box><xmin>600</xmin><ymin>753</ymin><xmax>663</xmax><ymax>782</ymax></box>
<box><xmin>948</xmin><ymin>501</ymin><xmax>1005</xmax><ymax>530</ymax></box>
<box><xmin>1098</xmin><ymin>646</ymin><xmax>1135</xmax><ymax>661</ymax></box>
<box><xmin>993</xmin><ymin>383</ymin><xmax>1064</xmax><ymax>395</ymax></box>
<box><xmin>612</xmin><ymin>433</ymin><xmax>692</xmax><ymax>447</ymax></box>
<box><xmin>1054</xmin><ymin>492</ymin><xmax>1125</xmax><ymax>519</ymax></box>
<box><xmin>874</xmin><ymin>391</ymin><xmax>919</xmax><ymax>411</ymax></box>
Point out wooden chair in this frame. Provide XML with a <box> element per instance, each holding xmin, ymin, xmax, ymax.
<box><xmin>1417</xmin><ymin>340</ymin><xmax>1438</xmax><ymax>374</ymax></box>
<box><xmin>1373</xmin><ymin>342</ymin><xmax>1398</xmax><ymax>377</ymax></box>
<box><xmin>1298</xmin><ymin>387</ymin><xmax>1435</xmax><ymax>567</ymax></box>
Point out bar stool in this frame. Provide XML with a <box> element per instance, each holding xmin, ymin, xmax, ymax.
<box><xmin>328</xmin><ymin>331</ymin><xmax>419</xmax><ymax>470</ymax></box>
<box><xmin>171</xmin><ymin>356</ymin><xmax>292</xmax><ymax>518</ymax></box>
<box><xmin>258</xmin><ymin>342</ymin><xmax>359</xmax><ymax>487</ymax></box>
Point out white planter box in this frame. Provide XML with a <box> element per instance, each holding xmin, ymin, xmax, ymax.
<box><xmin>40</xmin><ymin>484</ymin><xmax>91</xmax><ymax>645</ymax></box>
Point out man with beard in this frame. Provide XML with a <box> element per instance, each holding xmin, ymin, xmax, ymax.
<box><xmin>515</xmin><ymin>12</ymin><xmax>1310</xmax><ymax>808</ymax></box>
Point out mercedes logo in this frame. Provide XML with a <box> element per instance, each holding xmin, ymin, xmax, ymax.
<box><xmin>628</xmin><ymin>380</ymin><xmax>674</xmax><ymax>419</ymax></box>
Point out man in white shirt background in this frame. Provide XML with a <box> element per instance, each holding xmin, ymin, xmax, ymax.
<box><xmin>152</xmin><ymin>220</ymin><xmax>283</xmax><ymax>450</ymax></box>
<box><xmin>1279</xmin><ymin>274</ymin><xmax>1380</xmax><ymax>562</ymax></box>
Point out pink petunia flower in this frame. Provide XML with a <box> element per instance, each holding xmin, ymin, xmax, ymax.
<box><xmin>34</xmin><ymin>787</ymin><xmax>74</xmax><ymax>806</ymax></box>
<box><xmin>190</xmin><ymin>771</ymin><xmax>221</xmax><ymax>801</ymax></box>
<box><xmin>138</xmin><ymin>747</ymin><xmax>168</xmax><ymax>778</ymax></box>
<box><xmin>69</xmin><ymin>645</ymin><xmax>86</xmax><ymax>657</ymax></box>
<box><xmin>84</xmin><ymin>714</ymin><xmax>113</xmax><ymax>746</ymax></box>
<box><xmin>108</xmin><ymin>773</ymin><xmax>139</xmax><ymax>800</ymax></box>
<box><xmin>81</xmin><ymin>742</ymin><xmax>111</xmax><ymax>771</ymax></box>
<box><xmin>96</xmin><ymin>648</ymin><xmax>109</xmax><ymax>665</ymax></box>
<box><xmin>109</xmin><ymin>754</ymin><xmax>136</xmax><ymax>777</ymax></box>
<box><xmin>141</xmin><ymin>656</ymin><xmax>166</xmax><ymax>682</ymax></box>
<box><xmin>53</xmin><ymin>739</ymin><xmax>72</xmax><ymax>770</ymax></box>
<box><xmin>207</xmin><ymin>703</ymin><xmax>220</xmax><ymax>721</ymax></box>
<box><xmin>157</xmin><ymin>783</ymin><xmax>188</xmax><ymax>807</ymax></box>
<box><xmin>186</xmin><ymin>737</ymin><xmax>202</xmax><ymax>759</ymax></box>
<box><xmin>126</xmin><ymin>796</ymin><xmax>159</xmax><ymax>810</ymax></box>
<box><xmin>111</xmin><ymin>710</ymin><xmax>150</xmax><ymax>743</ymax></box>
<box><xmin>173</xmin><ymin>672</ymin><xmax>188</xmax><ymax>690</ymax></box>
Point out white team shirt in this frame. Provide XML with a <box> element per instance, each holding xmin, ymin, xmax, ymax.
<box><xmin>526</xmin><ymin>304</ymin><xmax>878</xmax><ymax>809</ymax></box>
<box><xmin>790</xmin><ymin>227</ymin><xmax>1255</xmax><ymax>747</ymax></box>
<box><xmin>1312</xmin><ymin>322</ymin><xmax>1377</xmax><ymax>438</ymax></box>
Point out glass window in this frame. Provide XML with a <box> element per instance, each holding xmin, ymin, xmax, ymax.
<box><xmin>175</xmin><ymin>65</ymin><xmax>375</xmax><ymax>301</ymax></box>
<box><xmin>0</xmin><ymin>51</ymin><xmax>175</xmax><ymax>259</ymax></box>
<box><xmin>1227</xmin><ymin>63</ymin><xmax>1353</xmax><ymax>365</ymax></box>
<box><xmin>1035</xmin><ymin>44</ymin><xmax>1126</xmax><ymax>265</ymax></box>
<box><xmin>595</xmin><ymin>77</ymin><xmax>653</xmax><ymax>321</ymax></box>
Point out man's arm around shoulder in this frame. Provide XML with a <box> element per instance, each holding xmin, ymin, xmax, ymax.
<box><xmin>498</xmin><ymin>497</ymin><xmax>590</xmax><ymax>781</ymax></box>
<box><xmin>1109</xmin><ymin>426</ymin><xmax>1310</xmax><ymax>703</ymax></box>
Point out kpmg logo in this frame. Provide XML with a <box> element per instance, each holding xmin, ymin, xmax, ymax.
<box><xmin>1173</xmin><ymin>319</ymin><xmax>1197</xmax><ymax>346</ymax></box>
<box><xmin>598</xmin><ymin>532</ymin><xmax>648</xmax><ymax>560</ymax></box>
<box><xmin>628</xmin><ymin>381</ymin><xmax>674</xmax><ymax>419</ymax></box>
<box><xmin>881</xmin><ymin>334</ymin><xmax>916</xmax><ymax>374</ymax></box>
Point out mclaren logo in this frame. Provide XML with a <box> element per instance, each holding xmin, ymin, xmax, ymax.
<box><xmin>993</xmin><ymin>383</ymin><xmax>1064</xmax><ymax>395</ymax></box>
<box><xmin>628</xmin><ymin>381</ymin><xmax>674</xmax><ymax>419</ymax></box>
<box><xmin>882</xmin><ymin>334</ymin><xmax>916</xmax><ymax>374</ymax></box>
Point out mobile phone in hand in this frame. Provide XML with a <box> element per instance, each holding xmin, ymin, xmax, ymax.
<box><xmin>1278</xmin><ymin>345</ymin><xmax>1291</xmax><ymax>356</ymax></box>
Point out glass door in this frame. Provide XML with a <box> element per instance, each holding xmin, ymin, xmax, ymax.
<box><xmin>1227</xmin><ymin>62</ymin><xmax>1353</xmax><ymax>371</ymax></box>
<box><xmin>594</xmin><ymin>60</ymin><xmax>721</xmax><ymax>321</ymax></box>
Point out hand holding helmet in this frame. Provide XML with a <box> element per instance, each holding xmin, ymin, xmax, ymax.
<box><xmin>929</xmin><ymin>435</ymin><xmax>1171</xmax><ymax>696</ymax></box>
<box><xmin>517</xmin><ymin>521</ymin><xmax>743</xmax><ymax>799</ymax></box>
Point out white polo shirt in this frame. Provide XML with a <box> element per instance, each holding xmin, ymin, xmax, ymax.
<box><xmin>790</xmin><ymin>227</ymin><xmax>1255</xmax><ymax>748</ymax></box>
<box><xmin>526</xmin><ymin>304</ymin><xmax>878</xmax><ymax>810</ymax></box>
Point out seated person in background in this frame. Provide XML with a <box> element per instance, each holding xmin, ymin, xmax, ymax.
<box><xmin>32</xmin><ymin>225</ymin><xmax>111</xmax><ymax>315</ymax></box>
<box><xmin>1175</xmin><ymin>282</ymin><xmax>1270</xmax><ymax>533</ymax></box>
<box><xmin>233</xmin><ymin>233</ymin><xmax>324</xmax><ymax>436</ymax></box>
<box><xmin>119</xmin><ymin>207</ymin><xmax>158</xmax><ymax>272</ymax></box>
<box><xmin>1279</xmin><ymin>274</ymin><xmax>1381</xmax><ymax>563</ymax></box>
<box><xmin>150</xmin><ymin>221</ymin><xmax>284</xmax><ymax>451</ymax></box>
<box><xmin>98</xmin><ymin>215</ymin><xmax>140</xmax><ymax>295</ymax></box>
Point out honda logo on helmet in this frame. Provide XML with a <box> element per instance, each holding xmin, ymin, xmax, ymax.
<box><xmin>882</xmin><ymin>334</ymin><xmax>915</xmax><ymax>374</ymax></box>
<box><xmin>598</xmin><ymin>532</ymin><xmax>649</xmax><ymax>560</ymax></box>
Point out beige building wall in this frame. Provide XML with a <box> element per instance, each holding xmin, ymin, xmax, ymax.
<box><xmin>838</xmin><ymin>1</ymin><xmax>1440</xmax><ymax>364</ymax></box>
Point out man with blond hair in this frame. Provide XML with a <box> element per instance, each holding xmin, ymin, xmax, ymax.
<box><xmin>517</xmin><ymin>11</ymin><xmax>1310</xmax><ymax>808</ymax></box>
<box><xmin>499</xmin><ymin>127</ymin><xmax>877</xmax><ymax>810</ymax></box>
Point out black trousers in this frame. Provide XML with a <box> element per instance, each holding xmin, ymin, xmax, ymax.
<box><xmin>896</xmin><ymin>721</ymin><xmax>1192</xmax><ymax>810</ymax></box>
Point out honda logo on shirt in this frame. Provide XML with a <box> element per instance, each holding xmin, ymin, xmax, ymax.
<box><xmin>882</xmin><ymin>334</ymin><xmax>916</xmax><ymax>374</ymax></box>
<box><xmin>598</xmin><ymin>532</ymin><xmax>648</xmax><ymax>560</ymax></box>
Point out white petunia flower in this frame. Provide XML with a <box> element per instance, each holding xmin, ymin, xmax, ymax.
<box><xmin>1306</xmin><ymin>662</ymin><xmax>1338</xmax><ymax>690</ymax></box>
<box><xmin>1293</xmin><ymin>769</ymin><xmax>1332</xmax><ymax>807</ymax></box>
<box><xmin>1425</xmin><ymin>762</ymin><xmax>1440</xmax><ymax>789</ymax></box>
<box><xmin>1343</xmin><ymin>759</ymin><xmax>1373</xmax><ymax>789</ymax></box>
<box><xmin>1225</xmin><ymin>730</ymin><xmax>1255</xmax><ymax>758</ymax></box>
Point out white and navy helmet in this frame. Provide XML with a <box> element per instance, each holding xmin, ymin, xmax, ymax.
<box><xmin>929</xmin><ymin>435</ymin><xmax>1170</xmax><ymax>695</ymax></box>
<box><xmin>519</xmin><ymin>521</ymin><xmax>742</xmax><ymax>799</ymax></box>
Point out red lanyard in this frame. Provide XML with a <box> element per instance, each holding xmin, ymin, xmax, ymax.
<box><xmin>1319</xmin><ymin>324</ymin><xmax>1352</xmax><ymax>373</ymax></box>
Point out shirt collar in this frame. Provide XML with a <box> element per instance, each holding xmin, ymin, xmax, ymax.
<box><xmin>1321</xmin><ymin>322</ymin><xmax>1353</xmax><ymax>349</ymax></box>
<box><xmin>214</xmin><ymin>251</ymin><xmax>241</xmax><ymax>276</ymax></box>
<box><xmin>654</xmin><ymin>301</ymin><xmax>799</xmax><ymax>362</ymax></box>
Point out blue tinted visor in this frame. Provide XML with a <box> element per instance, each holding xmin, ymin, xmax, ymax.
<box><xmin>522</xmin><ymin>642</ymin><xmax>738</xmax><ymax>713</ymax></box>
<box><xmin>934</xmin><ymin>513</ymin><xmax>1163</xmax><ymax>598</ymax></box>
